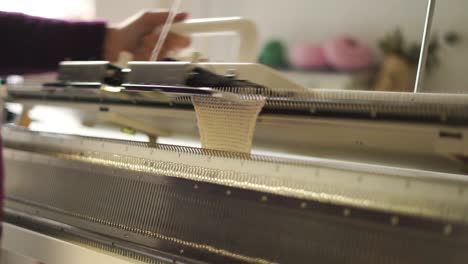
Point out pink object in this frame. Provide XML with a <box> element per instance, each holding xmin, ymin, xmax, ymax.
<box><xmin>323</xmin><ymin>36</ymin><xmax>372</xmax><ymax>71</ymax></box>
<box><xmin>289</xmin><ymin>43</ymin><xmax>328</xmax><ymax>69</ymax></box>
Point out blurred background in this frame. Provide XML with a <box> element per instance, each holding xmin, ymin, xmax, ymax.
<box><xmin>1</xmin><ymin>0</ymin><xmax>466</xmax><ymax>93</ymax></box>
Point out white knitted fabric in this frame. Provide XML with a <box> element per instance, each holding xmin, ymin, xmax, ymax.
<box><xmin>192</xmin><ymin>95</ymin><xmax>265</xmax><ymax>153</ymax></box>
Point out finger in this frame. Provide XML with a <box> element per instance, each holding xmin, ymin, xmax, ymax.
<box><xmin>133</xmin><ymin>50</ymin><xmax>151</xmax><ymax>61</ymax></box>
<box><xmin>136</xmin><ymin>46</ymin><xmax>169</xmax><ymax>61</ymax></box>
<box><xmin>142</xmin><ymin>33</ymin><xmax>158</xmax><ymax>49</ymax></box>
<box><xmin>158</xmin><ymin>47</ymin><xmax>171</xmax><ymax>60</ymax></box>
<box><xmin>164</xmin><ymin>33</ymin><xmax>191</xmax><ymax>49</ymax></box>
<box><xmin>142</xmin><ymin>33</ymin><xmax>190</xmax><ymax>51</ymax></box>
<box><xmin>132</xmin><ymin>43</ymin><xmax>156</xmax><ymax>60</ymax></box>
<box><xmin>142</xmin><ymin>11</ymin><xmax>188</xmax><ymax>28</ymax></box>
<box><xmin>134</xmin><ymin>37</ymin><xmax>172</xmax><ymax>61</ymax></box>
<box><xmin>173</xmin><ymin>12</ymin><xmax>189</xmax><ymax>23</ymax></box>
<box><xmin>139</xmin><ymin>32</ymin><xmax>191</xmax><ymax>61</ymax></box>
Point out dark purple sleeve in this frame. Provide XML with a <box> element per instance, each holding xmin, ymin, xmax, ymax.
<box><xmin>0</xmin><ymin>136</ymin><xmax>3</xmax><ymax>238</ymax></box>
<box><xmin>0</xmin><ymin>11</ymin><xmax>107</xmax><ymax>75</ymax></box>
<box><xmin>0</xmin><ymin>12</ymin><xmax>106</xmax><ymax>237</ymax></box>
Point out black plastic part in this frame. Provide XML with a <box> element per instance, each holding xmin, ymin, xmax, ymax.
<box><xmin>186</xmin><ymin>67</ymin><xmax>265</xmax><ymax>89</ymax></box>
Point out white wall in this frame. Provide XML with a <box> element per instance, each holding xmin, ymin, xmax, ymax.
<box><xmin>95</xmin><ymin>0</ymin><xmax>158</xmax><ymax>23</ymax></box>
<box><xmin>95</xmin><ymin>0</ymin><xmax>468</xmax><ymax>93</ymax></box>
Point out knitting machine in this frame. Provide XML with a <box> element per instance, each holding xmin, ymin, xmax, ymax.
<box><xmin>3</xmin><ymin>15</ymin><xmax>468</xmax><ymax>264</ymax></box>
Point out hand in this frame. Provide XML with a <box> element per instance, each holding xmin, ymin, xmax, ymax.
<box><xmin>104</xmin><ymin>11</ymin><xmax>191</xmax><ymax>61</ymax></box>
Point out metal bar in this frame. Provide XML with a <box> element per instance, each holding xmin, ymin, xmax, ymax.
<box><xmin>414</xmin><ymin>0</ymin><xmax>437</xmax><ymax>93</ymax></box>
<box><xmin>4</xmin><ymin>209</ymin><xmax>204</xmax><ymax>264</ymax></box>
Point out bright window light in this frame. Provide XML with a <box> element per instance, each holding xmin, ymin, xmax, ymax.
<box><xmin>0</xmin><ymin>0</ymin><xmax>95</xmax><ymax>19</ymax></box>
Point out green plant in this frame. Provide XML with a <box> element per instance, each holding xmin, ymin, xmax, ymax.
<box><xmin>378</xmin><ymin>29</ymin><xmax>460</xmax><ymax>72</ymax></box>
